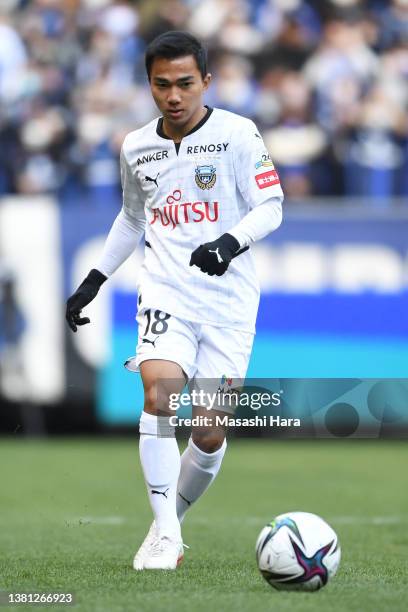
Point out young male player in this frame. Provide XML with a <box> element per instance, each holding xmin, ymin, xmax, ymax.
<box><xmin>66</xmin><ymin>31</ymin><xmax>283</xmax><ymax>570</ymax></box>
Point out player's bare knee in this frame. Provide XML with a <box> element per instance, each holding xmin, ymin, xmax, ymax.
<box><xmin>192</xmin><ymin>431</ymin><xmax>225</xmax><ymax>453</ymax></box>
<box><xmin>143</xmin><ymin>386</ymin><xmax>171</xmax><ymax>415</ymax></box>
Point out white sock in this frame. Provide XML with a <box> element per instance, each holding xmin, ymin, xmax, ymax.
<box><xmin>176</xmin><ymin>436</ymin><xmax>227</xmax><ymax>523</ymax></box>
<box><xmin>139</xmin><ymin>411</ymin><xmax>181</xmax><ymax>538</ymax></box>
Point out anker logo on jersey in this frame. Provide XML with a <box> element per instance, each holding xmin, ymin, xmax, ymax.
<box><xmin>195</xmin><ymin>165</ymin><xmax>216</xmax><ymax>190</ymax></box>
<box><xmin>186</xmin><ymin>143</ymin><xmax>229</xmax><ymax>154</ymax></box>
<box><xmin>149</xmin><ymin>190</ymin><xmax>218</xmax><ymax>229</ymax></box>
<box><xmin>136</xmin><ymin>150</ymin><xmax>169</xmax><ymax>165</ymax></box>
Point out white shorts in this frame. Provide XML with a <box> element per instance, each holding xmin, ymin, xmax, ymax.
<box><xmin>125</xmin><ymin>307</ymin><xmax>254</xmax><ymax>410</ymax></box>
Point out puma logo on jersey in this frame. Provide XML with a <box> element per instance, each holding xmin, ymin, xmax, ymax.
<box><xmin>209</xmin><ymin>248</ymin><xmax>223</xmax><ymax>263</ymax></box>
<box><xmin>136</xmin><ymin>150</ymin><xmax>168</xmax><ymax>165</ymax></box>
<box><xmin>144</xmin><ymin>172</ymin><xmax>160</xmax><ymax>187</ymax></box>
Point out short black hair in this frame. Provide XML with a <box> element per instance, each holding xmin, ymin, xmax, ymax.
<box><xmin>145</xmin><ymin>31</ymin><xmax>208</xmax><ymax>80</ymax></box>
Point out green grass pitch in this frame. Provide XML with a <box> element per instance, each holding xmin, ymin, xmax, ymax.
<box><xmin>1</xmin><ymin>439</ymin><xmax>407</xmax><ymax>612</ymax></box>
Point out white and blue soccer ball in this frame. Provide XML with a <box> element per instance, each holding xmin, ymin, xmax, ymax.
<box><xmin>256</xmin><ymin>511</ymin><xmax>341</xmax><ymax>591</ymax></box>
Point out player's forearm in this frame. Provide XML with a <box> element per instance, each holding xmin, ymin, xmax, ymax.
<box><xmin>96</xmin><ymin>208</ymin><xmax>146</xmax><ymax>277</ymax></box>
<box><xmin>227</xmin><ymin>197</ymin><xmax>283</xmax><ymax>248</ymax></box>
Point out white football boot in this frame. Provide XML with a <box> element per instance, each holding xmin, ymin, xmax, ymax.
<box><xmin>133</xmin><ymin>521</ymin><xmax>157</xmax><ymax>571</ymax></box>
<box><xmin>143</xmin><ymin>533</ymin><xmax>184</xmax><ymax>570</ymax></box>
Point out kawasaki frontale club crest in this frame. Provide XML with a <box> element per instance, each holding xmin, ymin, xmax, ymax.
<box><xmin>195</xmin><ymin>164</ymin><xmax>216</xmax><ymax>190</ymax></box>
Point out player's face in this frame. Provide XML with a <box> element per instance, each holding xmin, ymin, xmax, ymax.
<box><xmin>150</xmin><ymin>55</ymin><xmax>211</xmax><ymax>135</ymax></box>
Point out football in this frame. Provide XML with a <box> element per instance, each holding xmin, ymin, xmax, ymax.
<box><xmin>256</xmin><ymin>511</ymin><xmax>341</xmax><ymax>591</ymax></box>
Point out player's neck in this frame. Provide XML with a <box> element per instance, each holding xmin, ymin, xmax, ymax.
<box><xmin>162</xmin><ymin>106</ymin><xmax>208</xmax><ymax>143</ymax></box>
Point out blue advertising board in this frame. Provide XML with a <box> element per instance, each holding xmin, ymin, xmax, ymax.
<box><xmin>58</xmin><ymin>203</ymin><xmax>408</xmax><ymax>425</ymax></box>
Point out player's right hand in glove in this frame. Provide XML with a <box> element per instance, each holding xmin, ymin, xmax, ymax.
<box><xmin>189</xmin><ymin>233</ymin><xmax>241</xmax><ymax>276</ymax></box>
<box><xmin>65</xmin><ymin>268</ymin><xmax>107</xmax><ymax>332</ymax></box>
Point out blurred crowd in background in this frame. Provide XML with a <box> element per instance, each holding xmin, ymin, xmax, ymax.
<box><xmin>0</xmin><ymin>0</ymin><xmax>407</xmax><ymax>202</ymax></box>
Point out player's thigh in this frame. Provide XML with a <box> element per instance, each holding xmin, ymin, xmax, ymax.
<box><xmin>193</xmin><ymin>324</ymin><xmax>254</xmax><ymax>394</ymax></box>
<box><xmin>190</xmin><ymin>325</ymin><xmax>254</xmax><ymax>449</ymax></box>
<box><xmin>140</xmin><ymin>360</ymin><xmax>187</xmax><ymax>416</ymax></box>
<box><xmin>136</xmin><ymin>308</ymin><xmax>199</xmax><ymax>415</ymax></box>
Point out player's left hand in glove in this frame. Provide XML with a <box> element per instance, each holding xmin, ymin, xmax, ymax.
<box><xmin>189</xmin><ymin>233</ymin><xmax>241</xmax><ymax>276</ymax></box>
<box><xmin>65</xmin><ymin>268</ymin><xmax>107</xmax><ymax>332</ymax></box>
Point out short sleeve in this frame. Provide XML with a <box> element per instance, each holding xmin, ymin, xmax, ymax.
<box><xmin>120</xmin><ymin>142</ymin><xmax>145</xmax><ymax>220</ymax></box>
<box><xmin>232</xmin><ymin>119</ymin><xmax>284</xmax><ymax>209</ymax></box>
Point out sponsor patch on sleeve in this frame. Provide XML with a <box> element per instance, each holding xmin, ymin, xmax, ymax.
<box><xmin>255</xmin><ymin>152</ymin><xmax>274</xmax><ymax>169</ymax></box>
<box><xmin>255</xmin><ymin>169</ymin><xmax>280</xmax><ymax>189</ymax></box>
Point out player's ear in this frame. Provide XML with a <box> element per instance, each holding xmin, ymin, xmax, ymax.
<box><xmin>202</xmin><ymin>73</ymin><xmax>212</xmax><ymax>91</ymax></box>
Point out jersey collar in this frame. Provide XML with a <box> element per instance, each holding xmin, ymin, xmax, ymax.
<box><xmin>156</xmin><ymin>106</ymin><xmax>213</xmax><ymax>140</ymax></box>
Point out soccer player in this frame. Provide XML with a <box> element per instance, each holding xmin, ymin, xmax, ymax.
<box><xmin>66</xmin><ymin>31</ymin><xmax>283</xmax><ymax>570</ymax></box>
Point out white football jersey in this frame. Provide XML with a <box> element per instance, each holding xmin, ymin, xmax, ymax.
<box><xmin>120</xmin><ymin>107</ymin><xmax>283</xmax><ymax>333</ymax></box>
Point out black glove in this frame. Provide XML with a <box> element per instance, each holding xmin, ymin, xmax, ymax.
<box><xmin>66</xmin><ymin>268</ymin><xmax>107</xmax><ymax>332</ymax></box>
<box><xmin>189</xmin><ymin>233</ymin><xmax>241</xmax><ymax>276</ymax></box>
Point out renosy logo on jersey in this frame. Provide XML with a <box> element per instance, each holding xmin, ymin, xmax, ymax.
<box><xmin>255</xmin><ymin>169</ymin><xmax>280</xmax><ymax>189</ymax></box>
